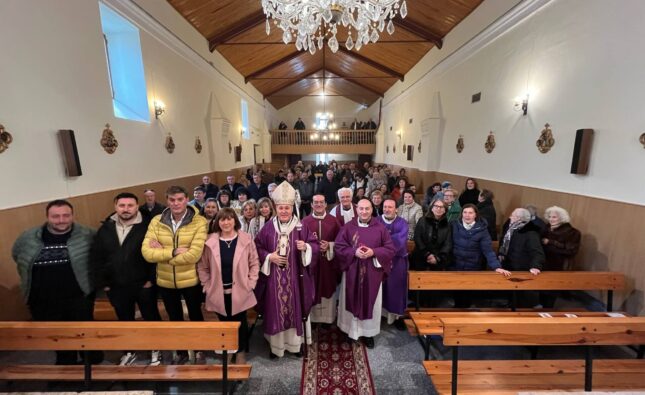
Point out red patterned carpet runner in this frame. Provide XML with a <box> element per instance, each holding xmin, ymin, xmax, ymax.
<box><xmin>300</xmin><ymin>326</ymin><xmax>376</xmax><ymax>395</ymax></box>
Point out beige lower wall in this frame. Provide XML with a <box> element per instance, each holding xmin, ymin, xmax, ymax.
<box><xmin>1</xmin><ymin>166</ymin><xmax>642</xmax><ymax>319</ymax></box>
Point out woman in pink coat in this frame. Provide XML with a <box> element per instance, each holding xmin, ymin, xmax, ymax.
<box><xmin>198</xmin><ymin>208</ymin><xmax>260</xmax><ymax>363</ymax></box>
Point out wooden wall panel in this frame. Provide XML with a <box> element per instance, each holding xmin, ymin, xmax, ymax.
<box><xmin>0</xmin><ymin>167</ymin><xmax>250</xmax><ymax>320</ymax></box>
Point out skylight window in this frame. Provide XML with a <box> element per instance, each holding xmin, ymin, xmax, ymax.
<box><xmin>241</xmin><ymin>99</ymin><xmax>250</xmax><ymax>139</ymax></box>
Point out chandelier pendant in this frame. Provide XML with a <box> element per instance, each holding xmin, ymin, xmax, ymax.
<box><xmin>261</xmin><ymin>0</ymin><xmax>408</xmax><ymax>54</ymax></box>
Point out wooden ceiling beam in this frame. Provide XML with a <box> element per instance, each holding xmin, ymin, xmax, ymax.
<box><xmin>263</xmin><ymin>68</ymin><xmax>325</xmax><ymax>98</ymax></box>
<box><xmin>394</xmin><ymin>18</ymin><xmax>443</xmax><ymax>49</ymax></box>
<box><xmin>208</xmin><ymin>11</ymin><xmax>266</xmax><ymax>52</ymax></box>
<box><xmin>218</xmin><ymin>40</ymin><xmax>427</xmax><ymax>45</ymax></box>
<box><xmin>342</xmin><ymin>78</ymin><xmax>384</xmax><ymax>98</ymax></box>
<box><xmin>244</xmin><ymin>50</ymin><xmax>307</xmax><ymax>83</ymax></box>
<box><xmin>337</xmin><ymin>46</ymin><xmax>404</xmax><ymax>81</ymax></box>
<box><xmin>249</xmin><ymin>75</ymin><xmax>398</xmax><ymax>80</ymax></box>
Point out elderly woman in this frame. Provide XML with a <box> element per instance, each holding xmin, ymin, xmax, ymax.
<box><xmin>238</xmin><ymin>199</ymin><xmax>257</xmax><ymax>234</ymax></box>
<box><xmin>541</xmin><ymin>206</ymin><xmax>581</xmax><ymax>271</ymax></box>
<box><xmin>397</xmin><ymin>189</ymin><xmax>423</xmax><ymax>240</ymax></box>
<box><xmin>248</xmin><ymin>197</ymin><xmax>275</xmax><ymax>239</ymax></box>
<box><xmin>498</xmin><ymin>208</ymin><xmax>545</xmax><ymax>307</ymax></box>
<box><xmin>197</xmin><ymin>208</ymin><xmax>259</xmax><ymax>364</ymax></box>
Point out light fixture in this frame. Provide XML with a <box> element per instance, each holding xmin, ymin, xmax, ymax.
<box><xmin>154</xmin><ymin>101</ymin><xmax>166</xmax><ymax>119</ymax></box>
<box><xmin>262</xmin><ymin>0</ymin><xmax>408</xmax><ymax>54</ymax></box>
<box><xmin>513</xmin><ymin>95</ymin><xmax>529</xmax><ymax>116</ymax></box>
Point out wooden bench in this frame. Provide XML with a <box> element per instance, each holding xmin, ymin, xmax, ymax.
<box><xmin>427</xmin><ymin>316</ymin><xmax>645</xmax><ymax>394</ymax></box>
<box><xmin>409</xmin><ymin>310</ymin><xmax>628</xmax><ymax>360</ymax></box>
<box><xmin>0</xmin><ymin>321</ymin><xmax>251</xmax><ymax>394</ymax></box>
<box><xmin>409</xmin><ymin>271</ymin><xmax>625</xmax><ymax>311</ymax></box>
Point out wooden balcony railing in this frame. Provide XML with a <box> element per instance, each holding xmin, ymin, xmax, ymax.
<box><xmin>270</xmin><ymin>129</ymin><xmax>377</xmax><ymax>154</ymax></box>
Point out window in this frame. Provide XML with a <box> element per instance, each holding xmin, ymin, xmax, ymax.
<box><xmin>316</xmin><ymin>153</ymin><xmax>328</xmax><ymax>164</ymax></box>
<box><xmin>241</xmin><ymin>99</ymin><xmax>250</xmax><ymax>139</ymax></box>
<box><xmin>99</xmin><ymin>2</ymin><xmax>149</xmax><ymax>122</ymax></box>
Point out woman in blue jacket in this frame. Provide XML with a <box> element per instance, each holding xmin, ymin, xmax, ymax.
<box><xmin>450</xmin><ymin>204</ymin><xmax>510</xmax><ymax>306</ymax></box>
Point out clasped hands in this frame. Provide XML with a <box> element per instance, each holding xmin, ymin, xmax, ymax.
<box><xmin>355</xmin><ymin>246</ymin><xmax>374</xmax><ymax>260</ymax></box>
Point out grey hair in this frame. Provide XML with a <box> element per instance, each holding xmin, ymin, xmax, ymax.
<box><xmin>524</xmin><ymin>204</ymin><xmax>538</xmax><ymax>218</ymax></box>
<box><xmin>544</xmin><ymin>206</ymin><xmax>571</xmax><ymax>224</ymax></box>
<box><xmin>337</xmin><ymin>187</ymin><xmax>353</xmax><ymax>198</ymax></box>
<box><xmin>513</xmin><ymin>208</ymin><xmax>532</xmax><ymax>222</ymax></box>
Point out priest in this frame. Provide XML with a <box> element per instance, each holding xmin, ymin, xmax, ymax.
<box><xmin>301</xmin><ymin>193</ymin><xmax>342</xmax><ymax>325</ymax></box>
<box><xmin>378</xmin><ymin>198</ymin><xmax>409</xmax><ymax>330</ymax></box>
<box><xmin>254</xmin><ymin>181</ymin><xmax>319</xmax><ymax>358</ymax></box>
<box><xmin>330</xmin><ymin>187</ymin><xmax>357</xmax><ymax>225</ymax></box>
<box><xmin>334</xmin><ymin>198</ymin><xmax>395</xmax><ymax>348</ymax></box>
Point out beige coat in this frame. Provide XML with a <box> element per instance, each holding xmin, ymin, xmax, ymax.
<box><xmin>197</xmin><ymin>231</ymin><xmax>259</xmax><ymax>316</ymax></box>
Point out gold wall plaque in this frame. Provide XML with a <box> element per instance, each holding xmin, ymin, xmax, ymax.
<box><xmin>165</xmin><ymin>133</ymin><xmax>175</xmax><ymax>154</ymax></box>
<box><xmin>0</xmin><ymin>124</ymin><xmax>13</xmax><ymax>154</ymax></box>
<box><xmin>403</xmin><ymin>144</ymin><xmax>407</xmax><ymax>153</ymax></box>
<box><xmin>536</xmin><ymin>123</ymin><xmax>555</xmax><ymax>153</ymax></box>
<box><xmin>484</xmin><ymin>131</ymin><xmax>496</xmax><ymax>153</ymax></box>
<box><xmin>456</xmin><ymin>135</ymin><xmax>464</xmax><ymax>153</ymax></box>
<box><xmin>640</xmin><ymin>132</ymin><xmax>645</xmax><ymax>148</ymax></box>
<box><xmin>418</xmin><ymin>141</ymin><xmax>421</xmax><ymax>153</ymax></box>
<box><xmin>100</xmin><ymin>123</ymin><xmax>118</xmax><ymax>154</ymax></box>
<box><xmin>386</xmin><ymin>145</ymin><xmax>389</xmax><ymax>153</ymax></box>
<box><xmin>194</xmin><ymin>136</ymin><xmax>202</xmax><ymax>153</ymax></box>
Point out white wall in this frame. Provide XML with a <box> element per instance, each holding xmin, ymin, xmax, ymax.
<box><xmin>0</xmin><ymin>0</ymin><xmax>272</xmax><ymax>209</ymax></box>
<box><xmin>379</xmin><ymin>0</ymin><xmax>645</xmax><ymax>206</ymax></box>
<box><xmin>301</xmin><ymin>154</ymin><xmax>359</xmax><ymax>162</ymax></box>
<box><xmin>277</xmin><ymin>96</ymin><xmax>374</xmax><ymax>129</ymax></box>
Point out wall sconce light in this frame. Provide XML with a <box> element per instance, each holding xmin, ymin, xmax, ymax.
<box><xmin>154</xmin><ymin>101</ymin><xmax>166</xmax><ymax>119</ymax></box>
<box><xmin>513</xmin><ymin>95</ymin><xmax>529</xmax><ymax>116</ymax></box>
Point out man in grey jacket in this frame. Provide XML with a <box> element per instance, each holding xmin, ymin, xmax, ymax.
<box><xmin>12</xmin><ymin>199</ymin><xmax>101</xmax><ymax>365</ymax></box>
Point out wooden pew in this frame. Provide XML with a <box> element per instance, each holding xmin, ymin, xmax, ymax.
<box><xmin>0</xmin><ymin>321</ymin><xmax>250</xmax><ymax>394</ymax></box>
<box><xmin>409</xmin><ymin>271</ymin><xmax>625</xmax><ymax>311</ymax></box>
<box><xmin>410</xmin><ymin>310</ymin><xmax>628</xmax><ymax>360</ymax></box>
<box><xmin>428</xmin><ymin>316</ymin><xmax>645</xmax><ymax>394</ymax></box>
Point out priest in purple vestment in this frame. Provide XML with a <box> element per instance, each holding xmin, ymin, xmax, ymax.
<box><xmin>378</xmin><ymin>198</ymin><xmax>410</xmax><ymax>330</ymax></box>
<box><xmin>335</xmin><ymin>198</ymin><xmax>395</xmax><ymax>348</ymax></box>
<box><xmin>301</xmin><ymin>193</ymin><xmax>342</xmax><ymax>325</ymax></box>
<box><xmin>254</xmin><ymin>182</ymin><xmax>319</xmax><ymax>359</ymax></box>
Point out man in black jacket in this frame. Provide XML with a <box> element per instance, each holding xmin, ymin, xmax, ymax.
<box><xmin>316</xmin><ymin>169</ymin><xmax>340</xmax><ymax>205</ymax></box>
<box><xmin>91</xmin><ymin>192</ymin><xmax>161</xmax><ymax>366</ymax></box>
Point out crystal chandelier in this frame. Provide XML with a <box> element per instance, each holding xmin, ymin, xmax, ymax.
<box><xmin>261</xmin><ymin>0</ymin><xmax>408</xmax><ymax>54</ymax></box>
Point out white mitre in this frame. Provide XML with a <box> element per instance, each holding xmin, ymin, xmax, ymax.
<box><xmin>272</xmin><ymin>181</ymin><xmax>296</xmax><ymax>205</ymax></box>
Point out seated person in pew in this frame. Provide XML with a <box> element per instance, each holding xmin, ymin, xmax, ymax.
<box><xmin>413</xmin><ymin>198</ymin><xmax>452</xmax><ymax>307</ymax></box>
<box><xmin>198</xmin><ymin>208</ymin><xmax>259</xmax><ymax>364</ymax></box>
<box><xmin>498</xmin><ymin>207</ymin><xmax>545</xmax><ymax>308</ymax></box>
<box><xmin>449</xmin><ymin>204</ymin><xmax>510</xmax><ymax>308</ymax></box>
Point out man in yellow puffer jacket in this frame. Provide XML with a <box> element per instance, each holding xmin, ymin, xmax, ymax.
<box><xmin>142</xmin><ymin>185</ymin><xmax>207</xmax><ymax>363</ymax></box>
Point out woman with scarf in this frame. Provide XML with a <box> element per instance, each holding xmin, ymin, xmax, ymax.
<box><xmin>498</xmin><ymin>207</ymin><xmax>545</xmax><ymax>307</ymax></box>
<box><xmin>248</xmin><ymin>197</ymin><xmax>275</xmax><ymax>239</ymax></box>
<box><xmin>238</xmin><ymin>199</ymin><xmax>257</xmax><ymax>234</ymax></box>
<box><xmin>397</xmin><ymin>189</ymin><xmax>423</xmax><ymax>240</ymax></box>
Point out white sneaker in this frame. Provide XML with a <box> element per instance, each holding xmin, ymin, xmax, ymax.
<box><xmin>150</xmin><ymin>350</ymin><xmax>161</xmax><ymax>366</ymax></box>
<box><xmin>119</xmin><ymin>352</ymin><xmax>137</xmax><ymax>366</ymax></box>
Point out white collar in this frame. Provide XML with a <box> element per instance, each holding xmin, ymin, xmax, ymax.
<box><xmin>381</xmin><ymin>214</ymin><xmax>396</xmax><ymax>224</ymax></box>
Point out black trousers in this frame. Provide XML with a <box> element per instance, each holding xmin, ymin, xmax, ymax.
<box><xmin>107</xmin><ymin>284</ymin><xmax>161</xmax><ymax>322</ymax></box>
<box><xmin>159</xmin><ymin>284</ymin><xmax>204</xmax><ymax>322</ymax></box>
<box><xmin>29</xmin><ymin>295</ymin><xmax>103</xmax><ymax>365</ymax></box>
<box><xmin>216</xmin><ymin>293</ymin><xmax>249</xmax><ymax>353</ymax></box>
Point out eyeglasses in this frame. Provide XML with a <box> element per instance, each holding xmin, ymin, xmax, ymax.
<box><xmin>432</xmin><ymin>205</ymin><xmax>446</xmax><ymax>209</ymax></box>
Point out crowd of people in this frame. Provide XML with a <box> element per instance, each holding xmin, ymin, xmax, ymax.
<box><xmin>11</xmin><ymin>160</ymin><xmax>582</xmax><ymax>367</ymax></box>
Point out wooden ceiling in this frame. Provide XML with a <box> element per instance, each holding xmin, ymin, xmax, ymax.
<box><xmin>168</xmin><ymin>0</ymin><xmax>483</xmax><ymax>109</ymax></box>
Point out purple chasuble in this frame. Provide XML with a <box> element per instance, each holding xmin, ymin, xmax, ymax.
<box><xmin>301</xmin><ymin>213</ymin><xmax>342</xmax><ymax>304</ymax></box>
<box><xmin>333</xmin><ymin>204</ymin><xmax>357</xmax><ymax>225</ymax></box>
<box><xmin>254</xmin><ymin>219</ymin><xmax>319</xmax><ymax>336</ymax></box>
<box><xmin>378</xmin><ymin>215</ymin><xmax>409</xmax><ymax>316</ymax></box>
<box><xmin>334</xmin><ymin>218</ymin><xmax>395</xmax><ymax>320</ymax></box>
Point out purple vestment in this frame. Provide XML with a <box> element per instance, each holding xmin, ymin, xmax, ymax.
<box><xmin>301</xmin><ymin>213</ymin><xmax>342</xmax><ymax>304</ymax></box>
<box><xmin>334</xmin><ymin>218</ymin><xmax>395</xmax><ymax>320</ymax></box>
<box><xmin>254</xmin><ymin>219</ymin><xmax>319</xmax><ymax>336</ymax></box>
<box><xmin>378</xmin><ymin>215</ymin><xmax>409</xmax><ymax>316</ymax></box>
